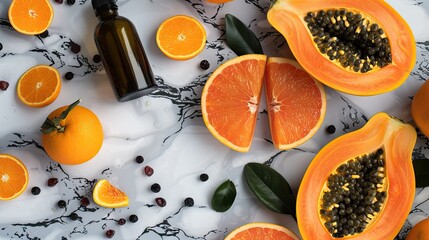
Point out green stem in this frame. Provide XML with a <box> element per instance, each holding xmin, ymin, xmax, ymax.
<box><xmin>40</xmin><ymin>99</ymin><xmax>81</xmax><ymax>134</ymax></box>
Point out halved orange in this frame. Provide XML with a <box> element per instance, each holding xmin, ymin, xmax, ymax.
<box><xmin>16</xmin><ymin>65</ymin><xmax>61</xmax><ymax>108</ymax></box>
<box><xmin>8</xmin><ymin>0</ymin><xmax>54</xmax><ymax>35</ymax></box>
<box><xmin>93</xmin><ymin>179</ymin><xmax>129</xmax><ymax>208</ymax></box>
<box><xmin>202</xmin><ymin>54</ymin><xmax>267</xmax><ymax>152</ymax></box>
<box><xmin>265</xmin><ymin>57</ymin><xmax>326</xmax><ymax>149</ymax></box>
<box><xmin>0</xmin><ymin>154</ymin><xmax>29</xmax><ymax>200</ymax></box>
<box><xmin>156</xmin><ymin>15</ymin><xmax>206</xmax><ymax>60</ymax></box>
<box><xmin>224</xmin><ymin>222</ymin><xmax>300</xmax><ymax>240</ymax></box>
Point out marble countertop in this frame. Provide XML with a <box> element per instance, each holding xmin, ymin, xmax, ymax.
<box><xmin>0</xmin><ymin>0</ymin><xmax>428</xmax><ymax>239</ymax></box>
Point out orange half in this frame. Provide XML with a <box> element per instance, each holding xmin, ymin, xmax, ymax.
<box><xmin>8</xmin><ymin>0</ymin><xmax>54</xmax><ymax>35</ymax></box>
<box><xmin>0</xmin><ymin>154</ymin><xmax>29</xmax><ymax>200</ymax></box>
<box><xmin>265</xmin><ymin>57</ymin><xmax>326</xmax><ymax>149</ymax></box>
<box><xmin>224</xmin><ymin>222</ymin><xmax>300</xmax><ymax>240</ymax></box>
<box><xmin>93</xmin><ymin>179</ymin><xmax>129</xmax><ymax>208</ymax></box>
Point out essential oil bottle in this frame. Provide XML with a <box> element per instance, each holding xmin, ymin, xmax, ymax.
<box><xmin>91</xmin><ymin>0</ymin><xmax>157</xmax><ymax>102</ymax></box>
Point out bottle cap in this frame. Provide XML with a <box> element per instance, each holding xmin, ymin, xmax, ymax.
<box><xmin>91</xmin><ymin>0</ymin><xmax>118</xmax><ymax>16</ymax></box>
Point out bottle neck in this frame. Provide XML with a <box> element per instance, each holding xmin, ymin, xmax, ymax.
<box><xmin>97</xmin><ymin>9</ymin><xmax>118</xmax><ymax>21</ymax></box>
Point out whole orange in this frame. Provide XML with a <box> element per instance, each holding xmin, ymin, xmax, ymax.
<box><xmin>41</xmin><ymin>100</ymin><xmax>103</xmax><ymax>165</ymax></box>
<box><xmin>411</xmin><ymin>80</ymin><xmax>429</xmax><ymax>138</ymax></box>
<box><xmin>406</xmin><ymin>218</ymin><xmax>429</xmax><ymax>240</ymax></box>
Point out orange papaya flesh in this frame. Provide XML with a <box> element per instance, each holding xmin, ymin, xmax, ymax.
<box><xmin>297</xmin><ymin>112</ymin><xmax>417</xmax><ymax>240</ymax></box>
<box><xmin>267</xmin><ymin>0</ymin><xmax>416</xmax><ymax>96</ymax></box>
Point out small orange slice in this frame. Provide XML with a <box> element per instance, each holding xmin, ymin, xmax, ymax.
<box><xmin>0</xmin><ymin>154</ymin><xmax>29</xmax><ymax>200</ymax></box>
<box><xmin>8</xmin><ymin>0</ymin><xmax>54</xmax><ymax>35</ymax></box>
<box><xmin>202</xmin><ymin>54</ymin><xmax>267</xmax><ymax>152</ymax></box>
<box><xmin>265</xmin><ymin>57</ymin><xmax>326</xmax><ymax>150</ymax></box>
<box><xmin>93</xmin><ymin>179</ymin><xmax>129</xmax><ymax>208</ymax></box>
<box><xmin>156</xmin><ymin>15</ymin><xmax>206</xmax><ymax>60</ymax></box>
<box><xmin>224</xmin><ymin>222</ymin><xmax>300</xmax><ymax>240</ymax></box>
<box><xmin>16</xmin><ymin>65</ymin><xmax>61</xmax><ymax>108</ymax></box>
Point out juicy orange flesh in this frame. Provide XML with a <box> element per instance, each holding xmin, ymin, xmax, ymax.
<box><xmin>97</xmin><ymin>181</ymin><xmax>128</xmax><ymax>204</ymax></box>
<box><xmin>0</xmin><ymin>156</ymin><xmax>27</xmax><ymax>199</ymax></box>
<box><xmin>19</xmin><ymin>67</ymin><xmax>58</xmax><ymax>103</ymax></box>
<box><xmin>158</xmin><ymin>17</ymin><xmax>205</xmax><ymax>55</ymax></box>
<box><xmin>266</xmin><ymin>62</ymin><xmax>323</xmax><ymax>145</ymax></box>
<box><xmin>205</xmin><ymin>59</ymin><xmax>265</xmax><ymax>147</ymax></box>
<box><xmin>9</xmin><ymin>0</ymin><xmax>52</xmax><ymax>33</ymax></box>
<box><xmin>231</xmin><ymin>227</ymin><xmax>296</xmax><ymax>240</ymax></box>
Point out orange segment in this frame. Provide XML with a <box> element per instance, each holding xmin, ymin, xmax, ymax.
<box><xmin>265</xmin><ymin>57</ymin><xmax>326</xmax><ymax>150</ymax></box>
<box><xmin>16</xmin><ymin>65</ymin><xmax>61</xmax><ymax>108</ymax></box>
<box><xmin>156</xmin><ymin>15</ymin><xmax>206</xmax><ymax>60</ymax></box>
<box><xmin>224</xmin><ymin>222</ymin><xmax>300</xmax><ymax>240</ymax></box>
<box><xmin>202</xmin><ymin>54</ymin><xmax>267</xmax><ymax>152</ymax></box>
<box><xmin>0</xmin><ymin>154</ymin><xmax>29</xmax><ymax>200</ymax></box>
<box><xmin>93</xmin><ymin>179</ymin><xmax>129</xmax><ymax>208</ymax></box>
<box><xmin>8</xmin><ymin>0</ymin><xmax>53</xmax><ymax>35</ymax></box>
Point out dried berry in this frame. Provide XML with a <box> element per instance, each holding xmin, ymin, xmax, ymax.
<box><xmin>155</xmin><ymin>197</ymin><xmax>166</xmax><ymax>207</ymax></box>
<box><xmin>0</xmin><ymin>81</ymin><xmax>9</xmax><ymax>91</ymax></box>
<box><xmin>31</xmin><ymin>186</ymin><xmax>41</xmax><ymax>195</ymax></box>
<box><xmin>326</xmin><ymin>125</ymin><xmax>336</xmax><ymax>134</ymax></box>
<box><xmin>66</xmin><ymin>0</ymin><xmax>75</xmax><ymax>5</ymax></box>
<box><xmin>105</xmin><ymin>229</ymin><xmax>115</xmax><ymax>238</ymax></box>
<box><xmin>70</xmin><ymin>42</ymin><xmax>81</xmax><ymax>54</ymax></box>
<box><xmin>47</xmin><ymin>178</ymin><xmax>58</xmax><ymax>187</ymax></box>
<box><xmin>150</xmin><ymin>183</ymin><xmax>161</xmax><ymax>193</ymax></box>
<box><xmin>199</xmin><ymin>173</ymin><xmax>209</xmax><ymax>182</ymax></box>
<box><xmin>39</xmin><ymin>30</ymin><xmax>49</xmax><ymax>38</ymax></box>
<box><xmin>64</xmin><ymin>72</ymin><xmax>74</xmax><ymax>80</ymax></box>
<box><xmin>129</xmin><ymin>214</ymin><xmax>138</xmax><ymax>223</ymax></box>
<box><xmin>200</xmin><ymin>60</ymin><xmax>210</xmax><ymax>70</ymax></box>
<box><xmin>54</xmin><ymin>0</ymin><xmax>63</xmax><ymax>3</ymax></box>
<box><xmin>184</xmin><ymin>197</ymin><xmax>194</xmax><ymax>207</ymax></box>
<box><xmin>69</xmin><ymin>212</ymin><xmax>79</xmax><ymax>221</ymax></box>
<box><xmin>144</xmin><ymin>166</ymin><xmax>154</xmax><ymax>176</ymax></box>
<box><xmin>135</xmin><ymin>155</ymin><xmax>144</xmax><ymax>164</ymax></box>
<box><xmin>118</xmin><ymin>218</ymin><xmax>126</xmax><ymax>225</ymax></box>
<box><xmin>80</xmin><ymin>197</ymin><xmax>90</xmax><ymax>207</ymax></box>
<box><xmin>57</xmin><ymin>200</ymin><xmax>67</xmax><ymax>208</ymax></box>
<box><xmin>93</xmin><ymin>54</ymin><xmax>101</xmax><ymax>63</ymax></box>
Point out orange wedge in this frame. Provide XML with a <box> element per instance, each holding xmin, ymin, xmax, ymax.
<box><xmin>156</xmin><ymin>15</ymin><xmax>206</xmax><ymax>60</ymax></box>
<box><xmin>93</xmin><ymin>179</ymin><xmax>129</xmax><ymax>208</ymax></box>
<box><xmin>265</xmin><ymin>57</ymin><xmax>326</xmax><ymax>149</ymax></box>
<box><xmin>16</xmin><ymin>65</ymin><xmax>61</xmax><ymax>108</ymax></box>
<box><xmin>202</xmin><ymin>54</ymin><xmax>267</xmax><ymax>152</ymax></box>
<box><xmin>8</xmin><ymin>0</ymin><xmax>54</xmax><ymax>35</ymax></box>
<box><xmin>0</xmin><ymin>154</ymin><xmax>29</xmax><ymax>200</ymax></box>
<box><xmin>224</xmin><ymin>222</ymin><xmax>300</xmax><ymax>240</ymax></box>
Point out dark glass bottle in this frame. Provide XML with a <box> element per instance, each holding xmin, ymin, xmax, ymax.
<box><xmin>91</xmin><ymin>0</ymin><xmax>157</xmax><ymax>102</ymax></box>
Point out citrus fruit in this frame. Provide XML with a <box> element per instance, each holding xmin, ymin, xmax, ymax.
<box><xmin>93</xmin><ymin>179</ymin><xmax>129</xmax><ymax>208</ymax></box>
<box><xmin>201</xmin><ymin>54</ymin><xmax>267</xmax><ymax>152</ymax></box>
<box><xmin>156</xmin><ymin>15</ymin><xmax>206</xmax><ymax>60</ymax></box>
<box><xmin>224</xmin><ymin>222</ymin><xmax>300</xmax><ymax>240</ymax></box>
<box><xmin>0</xmin><ymin>154</ymin><xmax>29</xmax><ymax>200</ymax></box>
<box><xmin>411</xmin><ymin>80</ymin><xmax>429</xmax><ymax>138</ymax></box>
<box><xmin>16</xmin><ymin>65</ymin><xmax>61</xmax><ymax>108</ymax></box>
<box><xmin>41</xmin><ymin>99</ymin><xmax>104</xmax><ymax>165</ymax></box>
<box><xmin>265</xmin><ymin>57</ymin><xmax>326</xmax><ymax>149</ymax></box>
<box><xmin>8</xmin><ymin>0</ymin><xmax>54</xmax><ymax>35</ymax></box>
<box><xmin>406</xmin><ymin>218</ymin><xmax>429</xmax><ymax>240</ymax></box>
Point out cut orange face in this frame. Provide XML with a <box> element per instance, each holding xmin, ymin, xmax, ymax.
<box><xmin>8</xmin><ymin>0</ymin><xmax>54</xmax><ymax>35</ymax></box>
<box><xmin>0</xmin><ymin>154</ymin><xmax>29</xmax><ymax>201</ymax></box>
<box><xmin>224</xmin><ymin>222</ymin><xmax>300</xmax><ymax>240</ymax></box>
<box><xmin>16</xmin><ymin>65</ymin><xmax>61</xmax><ymax>108</ymax></box>
<box><xmin>93</xmin><ymin>179</ymin><xmax>129</xmax><ymax>208</ymax></box>
<box><xmin>202</xmin><ymin>54</ymin><xmax>267</xmax><ymax>152</ymax></box>
<box><xmin>156</xmin><ymin>15</ymin><xmax>206</xmax><ymax>60</ymax></box>
<box><xmin>265</xmin><ymin>57</ymin><xmax>326</xmax><ymax>150</ymax></box>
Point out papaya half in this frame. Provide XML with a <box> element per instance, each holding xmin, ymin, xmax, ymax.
<box><xmin>297</xmin><ymin>112</ymin><xmax>417</xmax><ymax>239</ymax></box>
<box><xmin>267</xmin><ymin>0</ymin><xmax>416</xmax><ymax>96</ymax></box>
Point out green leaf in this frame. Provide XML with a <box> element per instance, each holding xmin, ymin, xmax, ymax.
<box><xmin>414</xmin><ymin>159</ymin><xmax>429</xmax><ymax>188</ymax></box>
<box><xmin>40</xmin><ymin>99</ymin><xmax>81</xmax><ymax>134</ymax></box>
<box><xmin>244</xmin><ymin>162</ymin><xmax>296</xmax><ymax>220</ymax></box>
<box><xmin>225</xmin><ymin>13</ymin><xmax>263</xmax><ymax>55</ymax></box>
<box><xmin>211</xmin><ymin>179</ymin><xmax>237</xmax><ymax>212</ymax></box>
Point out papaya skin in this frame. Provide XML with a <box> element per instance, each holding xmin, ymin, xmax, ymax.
<box><xmin>297</xmin><ymin>112</ymin><xmax>416</xmax><ymax>239</ymax></box>
<box><xmin>267</xmin><ymin>0</ymin><xmax>416</xmax><ymax>96</ymax></box>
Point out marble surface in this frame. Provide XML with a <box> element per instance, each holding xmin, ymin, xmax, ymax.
<box><xmin>0</xmin><ymin>0</ymin><xmax>428</xmax><ymax>239</ymax></box>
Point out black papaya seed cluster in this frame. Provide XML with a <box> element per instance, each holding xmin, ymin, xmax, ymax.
<box><xmin>304</xmin><ymin>9</ymin><xmax>392</xmax><ymax>73</ymax></box>
<box><xmin>320</xmin><ymin>148</ymin><xmax>387</xmax><ymax>238</ymax></box>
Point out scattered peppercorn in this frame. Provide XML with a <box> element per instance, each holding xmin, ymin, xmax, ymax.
<box><xmin>129</xmin><ymin>214</ymin><xmax>138</xmax><ymax>223</ymax></box>
<box><xmin>93</xmin><ymin>54</ymin><xmax>101</xmax><ymax>63</ymax></box>
<box><xmin>31</xmin><ymin>186</ymin><xmax>41</xmax><ymax>195</ymax></box>
<box><xmin>57</xmin><ymin>200</ymin><xmax>67</xmax><ymax>208</ymax></box>
<box><xmin>105</xmin><ymin>229</ymin><xmax>115</xmax><ymax>238</ymax></box>
<box><xmin>0</xmin><ymin>42</ymin><xmax>3</xmax><ymax>51</ymax></box>
<box><xmin>200</xmin><ymin>60</ymin><xmax>210</xmax><ymax>70</ymax></box>
<box><xmin>80</xmin><ymin>197</ymin><xmax>90</xmax><ymax>207</ymax></box>
<box><xmin>70</xmin><ymin>42</ymin><xmax>81</xmax><ymax>54</ymax></box>
<box><xmin>47</xmin><ymin>178</ymin><xmax>58</xmax><ymax>187</ymax></box>
<box><xmin>54</xmin><ymin>0</ymin><xmax>63</xmax><ymax>3</ymax></box>
<box><xmin>199</xmin><ymin>173</ymin><xmax>209</xmax><ymax>182</ymax></box>
<box><xmin>184</xmin><ymin>197</ymin><xmax>194</xmax><ymax>207</ymax></box>
<box><xmin>326</xmin><ymin>125</ymin><xmax>336</xmax><ymax>134</ymax></box>
<box><xmin>64</xmin><ymin>72</ymin><xmax>74</xmax><ymax>80</ymax></box>
<box><xmin>0</xmin><ymin>81</ymin><xmax>9</xmax><ymax>91</ymax></box>
<box><xmin>69</xmin><ymin>213</ymin><xmax>79</xmax><ymax>221</ymax></box>
<box><xmin>144</xmin><ymin>166</ymin><xmax>154</xmax><ymax>176</ymax></box>
<box><xmin>117</xmin><ymin>218</ymin><xmax>126</xmax><ymax>225</ymax></box>
<box><xmin>66</xmin><ymin>0</ymin><xmax>75</xmax><ymax>5</ymax></box>
<box><xmin>155</xmin><ymin>197</ymin><xmax>166</xmax><ymax>207</ymax></box>
<box><xmin>135</xmin><ymin>155</ymin><xmax>144</xmax><ymax>164</ymax></box>
<box><xmin>39</xmin><ymin>30</ymin><xmax>49</xmax><ymax>38</ymax></box>
<box><xmin>150</xmin><ymin>183</ymin><xmax>161</xmax><ymax>193</ymax></box>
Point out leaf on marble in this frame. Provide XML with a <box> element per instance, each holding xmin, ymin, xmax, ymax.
<box><xmin>225</xmin><ymin>14</ymin><xmax>263</xmax><ymax>55</ymax></box>
<box><xmin>211</xmin><ymin>179</ymin><xmax>237</xmax><ymax>212</ymax></box>
<box><xmin>413</xmin><ymin>159</ymin><xmax>429</xmax><ymax>187</ymax></box>
<box><xmin>244</xmin><ymin>162</ymin><xmax>296</xmax><ymax>220</ymax></box>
